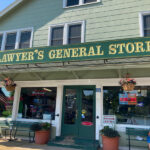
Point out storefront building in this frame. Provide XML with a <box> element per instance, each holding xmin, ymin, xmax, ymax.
<box><xmin>0</xmin><ymin>0</ymin><xmax>150</xmax><ymax>147</ymax></box>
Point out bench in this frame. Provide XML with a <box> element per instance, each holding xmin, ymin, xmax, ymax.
<box><xmin>0</xmin><ymin>120</ymin><xmax>10</xmax><ymax>138</ymax></box>
<box><xmin>126</xmin><ymin>127</ymin><xmax>149</xmax><ymax>150</ymax></box>
<box><xmin>4</xmin><ymin>121</ymin><xmax>36</xmax><ymax>142</ymax></box>
<box><xmin>13</xmin><ymin>121</ymin><xmax>36</xmax><ymax>142</ymax></box>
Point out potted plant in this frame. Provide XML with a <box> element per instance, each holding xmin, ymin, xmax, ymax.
<box><xmin>1</xmin><ymin>77</ymin><xmax>16</xmax><ymax>91</ymax></box>
<box><xmin>30</xmin><ymin>122</ymin><xmax>51</xmax><ymax>144</ymax></box>
<box><xmin>100</xmin><ymin>126</ymin><xmax>120</xmax><ymax>150</ymax></box>
<box><xmin>119</xmin><ymin>74</ymin><xmax>136</xmax><ymax>91</ymax></box>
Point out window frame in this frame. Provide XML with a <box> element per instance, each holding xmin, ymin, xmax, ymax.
<box><xmin>139</xmin><ymin>11</ymin><xmax>150</xmax><ymax>37</ymax></box>
<box><xmin>63</xmin><ymin>0</ymin><xmax>101</xmax><ymax>8</ymax></box>
<box><xmin>0</xmin><ymin>27</ymin><xmax>33</xmax><ymax>51</ymax></box>
<box><xmin>48</xmin><ymin>21</ymin><xmax>85</xmax><ymax>46</ymax></box>
<box><xmin>0</xmin><ymin>33</ymin><xmax>3</xmax><ymax>50</ymax></box>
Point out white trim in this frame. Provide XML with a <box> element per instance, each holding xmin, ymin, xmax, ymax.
<box><xmin>48</xmin><ymin>20</ymin><xmax>85</xmax><ymax>46</ymax></box>
<box><xmin>139</xmin><ymin>11</ymin><xmax>150</xmax><ymax>37</ymax></box>
<box><xmin>0</xmin><ymin>0</ymin><xmax>23</xmax><ymax>18</ymax></box>
<box><xmin>63</xmin><ymin>0</ymin><xmax>101</xmax><ymax>8</ymax></box>
<box><xmin>29</xmin><ymin>27</ymin><xmax>34</xmax><ymax>48</ymax></box>
<box><xmin>55</xmin><ymin>85</ymin><xmax>63</xmax><ymax>136</ymax></box>
<box><xmin>48</xmin><ymin>24</ymin><xmax>64</xmax><ymax>46</ymax></box>
<box><xmin>63</xmin><ymin>23</ymin><xmax>68</xmax><ymax>45</ymax></box>
<box><xmin>1</xmin><ymin>32</ymin><xmax>6</xmax><ymax>51</ymax></box>
<box><xmin>48</xmin><ymin>27</ymin><xmax>51</xmax><ymax>46</ymax></box>
<box><xmin>0</xmin><ymin>27</ymin><xmax>33</xmax><ymax>51</ymax></box>
<box><xmin>12</xmin><ymin>86</ymin><xmax>21</xmax><ymax>120</ymax></box>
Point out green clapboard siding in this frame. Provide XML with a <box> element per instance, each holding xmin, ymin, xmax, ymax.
<box><xmin>0</xmin><ymin>0</ymin><xmax>150</xmax><ymax>48</ymax></box>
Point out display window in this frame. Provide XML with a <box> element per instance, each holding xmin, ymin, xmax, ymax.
<box><xmin>19</xmin><ymin>87</ymin><xmax>57</xmax><ymax>120</ymax></box>
<box><xmin>103</xmin><ymin>86</ymin><xmax>150</xmax><ymax>126</ymax></box>
<box><xmin>0</xmin><ymin>87</ymin><xmax>14</xmax><ymax>117</ymax></box>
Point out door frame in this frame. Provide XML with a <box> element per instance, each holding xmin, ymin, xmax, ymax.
<box><xmin>61</xmin><ymin>85</ymin><xmax>96</xmax><ymax>139</ymax></box>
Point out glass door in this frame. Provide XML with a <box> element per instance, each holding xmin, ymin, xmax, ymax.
<box><xmin>61</xmin><ymin>86</ymin><xmax>95</xmax><ymax>139</ymax></box>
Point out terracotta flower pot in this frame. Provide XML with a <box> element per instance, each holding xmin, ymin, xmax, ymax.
<box><xmin>101</xmin><ymin>135</ymin><xmax>120</xmax><ymax>150</ymax></box>
<box><xmin>35</xmin><ymin>130</ymin><xmax>50</xmax><ymax>144</ymax></box>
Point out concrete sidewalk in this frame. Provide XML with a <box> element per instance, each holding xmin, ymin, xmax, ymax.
<box><xmin>0</xmin><ymin>139</ymin><xmax>78</xmax><ymax>150</ymax></box>
<box><xmin>0</xmin><ymin>138</ymin><xmax>147</xmax><ymax>150</ymax></box>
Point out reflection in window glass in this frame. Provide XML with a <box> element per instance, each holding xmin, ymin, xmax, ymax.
<box><xmin>67</xmin><ymin>0</ymin><xmax>79</xmax><ymax>6</ymax></box>
<box><xmin>19</xmin><ymin>87</ymin><xmax>57</xmax><ymax>120</ymax></box>
<box><xmin>19</xmin><ymin>31</ymin><xmax>31</xmax><ymax>49</ymax></box>
<box><xmin>0</xmin><ymin>34</ymin><xmax>2</xmax><ymax>50</ymax></box>
<box><xmin>144</xmin><ymin>15</ymin><xmax>150</xmax><ymax>37</ymax></box>
<box><xmin>68</xmin><ymin>24</ymin><xmax>81</xmax><ymax>44</ymax></box>
<box><xmin>51</xmin><ymin>27</ymin><xmax>63</xmax><ymax>46</ymax></box>
<box><xmin>81</xmin><ymin>90</ymin><xmax>94</xmax><ymax>125</ymax></box>
<box><xmin>0</xmin><ymin>87</ymin><xmax>14</xmax><ymax>117</ymax></box>
<box><xmin>64</xmin><ymin>89</ymin><xmax>77</xmax><ymax>124</ymax></box>
<box><xmin>84</xmin><ymin>0</ymin><xmax>96</xmax><ymax>3</ymax></box>
<box><xmin>103</xmin><ymin>86</ymin><xmax>150</xmax><ymax>126</ymax></box>
<box><xmin>5</xmin><ymin>33</ymin><xmax>16</xmax><ymax>50</ymax></box>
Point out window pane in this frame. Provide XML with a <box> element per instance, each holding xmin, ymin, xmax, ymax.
<box><xmin>51</xmin><ymin>27</ymin><xmax>63</xmax><ymax>46</ymax></box>
<box><xmin>68</xmin><ymin>24</ymin><xmax>81</xmax><ymax>44</ymax></box>
<box><xmin>19</xmin><ymin>31</ymin><xmax>31</xmax><ymax>49</ymax></box>
<box><xmin>64</xmin><ymin>89</ymin><xmax>77</xmax><ymax>124</ymax></box>
<box><xmin>5</xmin><ymin>33</ymin><xmax>16</xmax><ymax>50</ymax></box>
<box><xmin>67</xmin><ymin>0</ymin><xmax>79</xmax><ymax>6</ymax></box>
<box><xmin>0</xmin><ymin>34</ymin><xmax>2</xmax><ymax>50</ymax></box>
<box><xmin>144</xmin><ymin>15</ymin><xmax>150</xmax><ymax>29</ymax></box>
<box><xmin>19</xmin><ymin>87</ymin><xmax>57</xmax><ymax>120</ymax></box>
<box><xmin>103</xmin><ymin>86</ymin><xmax>150</xmax><ymax>126</ymax></box>
<box><xmin>84</xmin><ymin>0</ymin><xmax>96</xmax><ymax>3</ymax></box>
<box><xmin>81</xmin><ymin>90</ymin><xmax>94</xmax><ymax>124</ymax></box>
<box><xmin>144</xmin><ymin>29</ymin><xmax>150</xmax><ymax>37</ymax></box>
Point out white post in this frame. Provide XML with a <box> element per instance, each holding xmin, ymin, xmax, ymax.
<box><xmin>12</xmin><ymin>86</ymin><xmax>21</xmax><ymax>120</ymax></box>
<box><xmin>55</xmin><ymin>85</ymin><xmax>63</xmax><ymax>136</ymax></box>
<box><xmin>96</xmin><ymin>84</ymin><xmax>103</xmax><ymax>140</ymax></box>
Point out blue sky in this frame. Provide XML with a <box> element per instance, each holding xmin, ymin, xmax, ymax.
<box><xmin>0</xmin><ymin>0</ymin><xmax>15</xmax><ymax>11</ymax></box>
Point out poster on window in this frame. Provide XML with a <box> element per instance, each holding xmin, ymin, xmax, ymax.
<box><xmin>103</xmin><ymin>115</ymin><xmax>116</xmax><ymax>125</ymax></box>
<box><xmin>119</xmin><ymin>91</ymin><xmax>137</xmax><ymax>105</ymax></box>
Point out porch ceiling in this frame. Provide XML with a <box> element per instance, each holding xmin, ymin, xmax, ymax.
<box><xmin>0</xmin><ymin>57</ymin><xmax>150</xmax><ymax>81</ymax></box>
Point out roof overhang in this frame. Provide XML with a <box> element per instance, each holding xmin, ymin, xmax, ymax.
<box><xmin>0</xmin><ymin>0</ymin><xmax>24</xmax><ymax>18</ymax></box>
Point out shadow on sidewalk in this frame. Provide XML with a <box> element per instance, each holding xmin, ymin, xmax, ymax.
<box><xmin>0</xmin><ymin>138</ymin><xmax>79</xmax><ymax>150</ymax></box>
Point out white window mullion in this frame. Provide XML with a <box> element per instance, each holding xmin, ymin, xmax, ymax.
<box><xmin>15</xmin><ymin>30</ymin><xmax>20</xmax><ymax>49</ymax></box>
<box><xmin>139</xmin><ymin>13</ymin><xmax>144</xmax><ymax>37</ymax></box>
<box><xmin>63</xmin><ymin>24</ymin><xmax>68</xmax><ymax>45</ymax></box>
<box><xmin>1</xmin><ymin>32</ymin><xmax>6</xmax><ymax>51</ymax></box>
<box><xmin>80</xmin><ymin>0</ymin><xmax>84</xmax><ymax>5</ymax></box>
<box><xmin>30</xmin><ymin>28</ymin><xmax>34</xmax><ymax>48</ymax></box>
<box><xmin>48</xmin><ymin>27</ymin><xmax>52</xmax><ymax>46</ymax></box>
<box><xmin>63</xmin><ymin>0</ymin><xmax>67</xmax><ymax>8</ymax></box>
<box><xmin>81</xmin><ymin>21</ymin><xmax>85</xmax><ymax>43</ymax></box>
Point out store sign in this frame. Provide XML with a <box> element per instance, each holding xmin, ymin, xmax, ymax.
<box><xmin>119</xmin><ymin>91</ymin><xmax>137</xmax><ymax>105</ymax></box>
<box><xmin>0</xmin><ymin>37</ymin><xmax>150</xmax><ymax>65</ymax></box>
<box><xmin>103</xmin><ymin>115</ymin><xmax>116</xmax><ymax>124</ymax></box>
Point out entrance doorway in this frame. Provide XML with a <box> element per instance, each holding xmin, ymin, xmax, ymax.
<box><xmin>61</xmin><ymin>86</ymin><xmax>96</xmax><ymax>140</ymax></box>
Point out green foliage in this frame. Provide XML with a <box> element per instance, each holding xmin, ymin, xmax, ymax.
<box><xmin>100</xmin><ymin>126</ymin><xmax>120</xmax><ymax>138</ymax></box>
<box><xmin>30</xmin><ymin>122</ymin><xmax>51</xmax><ymax>131</ymax></box>
<box><xmin>2</xmin><ymin>110</ymin><xmax>11</xmax><ymax>117</ymax></box>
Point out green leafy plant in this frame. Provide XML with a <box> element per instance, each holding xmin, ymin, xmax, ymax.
<box><xmin>30</xmin><ymin>122</ymin><xmax>51</xmax><ymax>131</ymax></box>
<box><xmin>100</xmin><ymin>126</ymin><xmax>120</xmax><ymax>138</ymax></box>
<box><xmin>2</xmin><ymin>110</ymin><xmax>11</xmax><ymax>117</ymax></box>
